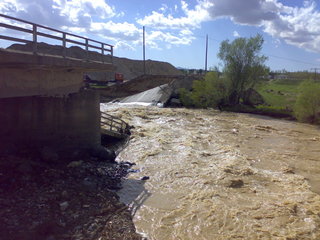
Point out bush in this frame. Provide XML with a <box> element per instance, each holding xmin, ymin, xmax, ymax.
<box><xmin>179</xmin><ymin>72</ymin><xmax>230</xmax><ymax>108</ymax></box>
<box><xmin>294</xmin><ymin>80</ymin><xmax>320</xmax><ymax>123</ymax></box>
<box><xmin>179</xmin><ymin>88</ymin><xmax>194</xmax><ymax>107</ymax></box>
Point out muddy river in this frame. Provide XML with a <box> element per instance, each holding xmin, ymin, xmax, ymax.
<box><xmin>101</xmin><ymin>104</ymin><xmax>320</xmax><ymax>240</ymax></box>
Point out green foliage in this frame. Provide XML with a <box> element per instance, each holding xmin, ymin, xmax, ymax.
<box><xmin>294</xmin><ymin>80</ymin><xmax>320</xmax><ymax>123</ymax></box>
<box><xmin>218</xmin><ymin>34</ymin><xmax>268</xmax><ymax>105</ymax></box>
<box><xmin>179</xmin><ymin>72</ymin><xmax>229</xmax><ymax>108</ymax></box>
<box><xmin>256</xmin><ymin>79</ymin><xmax>302</xmax><ymax>110</ymax></box>
<box><xmin>179</xmin><ymin>88</ymin><xmax>194</xmax><ymax>107</ymax></box>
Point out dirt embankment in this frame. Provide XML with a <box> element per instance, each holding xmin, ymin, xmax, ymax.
<box><xmin>8</xmin><ymin>42</ymin><xmax>182</xmax><ymax>81</ymax></box>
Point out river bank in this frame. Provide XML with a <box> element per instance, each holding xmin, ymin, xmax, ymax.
<box><xmin>222</xmin><ymin>104</ymin><xmax>295</xmax><ymax>121</ymax></box>
<box><xmin>0</xmin><ymin>152</ymin><xmax>142</xmax><ymax>240</ymax></box>
<box><xmin>104</xmin><ymin>104</ymin><xmax>320</xmax><ymax>240</ymax></box>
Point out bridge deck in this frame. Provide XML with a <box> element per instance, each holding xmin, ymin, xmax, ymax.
<box><xmin>0</xmin><ymin>49</ymin><xmax>115</xmax><ymax>72</ymax></box>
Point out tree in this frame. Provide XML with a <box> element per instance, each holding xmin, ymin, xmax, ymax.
<box><xmin>218</xmin><ymin>34</ymin><xmax>268</xmax><ymax>105</ymax></box>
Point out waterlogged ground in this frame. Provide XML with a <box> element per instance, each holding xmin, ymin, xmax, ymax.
<box><xmin>101</xmin><ymin>104</ymin><xmax>320</xmax><ymax>240</ymax></box>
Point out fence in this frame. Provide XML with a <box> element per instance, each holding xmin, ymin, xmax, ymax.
<box><xmin>0</xmin><ymin>13</ymin><xmax>113</xmax><ymax>63</ymax></box>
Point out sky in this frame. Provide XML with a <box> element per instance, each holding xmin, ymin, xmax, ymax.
<box><xmin>1</xmin><ymin>0</ymin><xmax>320</xmax><ymax>71</ymax></box>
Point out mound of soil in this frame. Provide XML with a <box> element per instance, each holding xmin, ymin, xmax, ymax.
<box><xmin>8</xmin><ymin>42</ymin><xmax>182</xmax><ymax>81</ymax></box>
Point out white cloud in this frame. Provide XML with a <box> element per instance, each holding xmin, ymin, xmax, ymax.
<box><xmin>2</xmin><ymin>0</ymin><xmax>320</xmax><ymax>54</ymax></box>
<box><xmin>114</xmin><ymin>41</ymin><xmax>136</xmax><ymax>51</ymax></box>
<box><xmin>205</xmin><ymin>0</ymin><xmax>320</xmax><ymax>53</ymax></box>
<box><xmin>137</xmin><ymin>0</ymin><xmax>213</xmax><ymax>30</ymax></box>
<box><xmin>159</xmin><ymin>4</ymin><xmax>168</xmax><ymax>13</ymax></box>
<box><xmin>0</xmin><ymin>0</ymin><xmax>139</xmax><ymax>51</ymax></box>
<box><xmin>145</xmin><ymin>30</ymin><xmax>195</xmax><ymax>50</ymax></box>
<box><xmin>233</xmin><ymin>31</ymin><xmax>240</xmax><ymax>37</ymax></box>
<box><xmin>272</xmin><ymin>38</ymin><xmax>281</xmax><ymax>48</ymax></box>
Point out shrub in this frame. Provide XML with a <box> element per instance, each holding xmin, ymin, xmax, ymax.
<box><xmin>179</xmin><ymin>72</ymin><xmax>230</xmax><ymax>108</ymax></box>
<box><xmin>179</xmin><ymin>88</ymin><xmax>194</xmax><ymax>107</ymax></box>
<box><xmin>294</xmin><ymin>80</ymin><xmax>320</xmax><ymax>123</ymax></box>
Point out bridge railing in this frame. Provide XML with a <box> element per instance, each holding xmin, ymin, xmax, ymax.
<box><xmin>0</xmin><ymin>13</ymin><xmax>113</xmax><ymax>63</ymax></box>
<box><xmin>101</xmin><ymin>112</ymin><xmax>130</xmax><ymax>138</ymax></box>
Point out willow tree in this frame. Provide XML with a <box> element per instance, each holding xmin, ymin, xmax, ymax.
<box><xmin>218</xmin><ymin>34</ymin><xmax>268</xmax><ymax>105</ymax></box>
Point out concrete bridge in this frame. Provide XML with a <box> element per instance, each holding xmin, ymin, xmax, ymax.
<box><xmin>0</xmin><ymin>14</ymin><xmax>117</xmax><ymax>158</ymax></box>
<box><xmin>0</xmin><ymin>14</ymin><xmax>201</xmax><ymax>158</ymax></box>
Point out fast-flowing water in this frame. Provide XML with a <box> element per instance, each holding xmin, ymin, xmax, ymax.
<box><xmin>101</xmin><ymin>104</ymin><xmax>320</xmax><ymax>240</ymax></box>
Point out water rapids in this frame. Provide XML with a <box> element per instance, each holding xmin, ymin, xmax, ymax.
<box><xmin>101</xmin><ymin>104</ymin><xmax>320</xmax><ymax>240</ymax></box>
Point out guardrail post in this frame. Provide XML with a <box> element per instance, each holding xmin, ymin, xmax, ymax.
<box><xmin>111</xmin><ymin>46</ymin><xmax>113</xmax><ymax>64</ymax></box>
<box><xmin>62</xmin><ymin>33</ymin><xmax>66</xmax><ymax>58</ymax></box>
<box><xmin>32</xmin><ymin>24</ymin><xmax>37</xmax><ymax>54</ymax></box>
<box><xmin>85</xmin><ymin>38</ymin><xmax>89</xmax><ymax>61</ymax></box>
<box><xmin>101</xmin><ymin>43</ymin><xmax>104</xmax><ymax>63</ymax></box>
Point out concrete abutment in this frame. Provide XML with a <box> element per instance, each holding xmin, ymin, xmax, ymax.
<box><xmin>0</xmin><ymin>90</ymin><xmax>102</xmax><ymax>156</ymax></box>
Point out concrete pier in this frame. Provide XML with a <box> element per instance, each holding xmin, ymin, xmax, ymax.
<box><xmin>0</xmin><ymin>90</ymin><xmax>101</xmax><ymax>153</ymax></box>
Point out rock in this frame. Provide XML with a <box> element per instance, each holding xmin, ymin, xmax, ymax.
<box><xmin>61</xmin><ymin>190</ymin><xmax>68</xmax><ymax>198</ymax></box>
<box><xmin>108</xmin><ymin>183</ymin><xmax>122</xmax><ymax>190</ymax></box>
<box><xmin>59</xmin><ymin>201</ymin><xmax>69</xmax><ymax>211</ymax></box>
<box><xmin>46</xmin><ymin>235</ymin><xmax>56</xmax><ymax>240</ymax></box>
<box><xmin>90</xmin><ymin>146</ymin><xmax>116</xmax><ymax>162</ymax></box>
<box><xmin>122</xmin><ymin>161</ymin><xmax>136</xmax><ymax>166</ymax></box>
<box><xmin>141</xmin><ymin>176</ymin><xmax>150</xmax><ymax>181</ymax></box>
<box><xmin>17</xmin><ymin>162</ymin><xmax>33</xmax><ymax>174</ymax></box>
<box><xmin>82</xmin><ymin>178</ymin><xmax>98</xmax><ymax>191</ymax></box>
<box><xmin>41</xmin><ymin>147</ymin><xmax>59</xmax><ymax>163</ymax></box>
<box><xmin>243</xmin><ymin>88</ymin><xmax>265</xmax><ymax>106</ymax></box>
<box><xmin>227</xmin><ymin>179</ymin><xmax>244</xmax><ymax>188</ymax></box>
<box><xmin>282</xmin><ymin>166</ymin><xmax>295</xmax><ymax>174</ymax></box>
<box><xmin>67</xmin><ymin>160</ymin><xmax>83</xmax><ymax>168</ymax></box>
<box><xmin>168</xmin><ymin>98</ymin><xmax>182</xmax><ymax>107</ymax></box>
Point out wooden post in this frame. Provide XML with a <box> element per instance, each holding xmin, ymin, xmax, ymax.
<box><xmin>62</xmin><ymin>33</ymin><xmax>66</xmax><ymax>58</ymax></box>
<box><xmin>101</xmin><ymin>43</ymin><xmax>104</xmax><ymax>63</ymax></box>
<box><xmin>111</xmin><ymin>46</ymin><xmax>113</xmax><ymax>64</ymax></box>
<box><xmin>85</xmin><ymin>38</ymin><xmax>89</xmax><ymax>61</ymax></box>
<box><xmin>32</xmin><ymin>24</ymin><xmax>37</xmax><ymax>54</ymax></box>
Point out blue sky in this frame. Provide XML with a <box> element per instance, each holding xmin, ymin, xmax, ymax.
<box><xmin>1</xmin><ymin>0</ymin><xmax>320</xmax><ymax>71</ymax></box>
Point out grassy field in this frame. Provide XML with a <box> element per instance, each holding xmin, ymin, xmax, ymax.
<box><xmin>256</xmin><ymin>79</ymin><xmax>303</xmax><ymax>110</ymax></box>
<box><xmin>222</xmin><ymin>79</ymin><xmax>305</xmax><ymax>119</ymax></box>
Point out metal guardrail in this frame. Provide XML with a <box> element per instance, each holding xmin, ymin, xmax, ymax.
<box><xmin>101</xmin><ymin>112</ymin><xmax>130</xmax><ymax>138</ymax></box>
<box><xmin>0</xmin><ymin>13</ymin><xmax>113</xmax><ymax>63</ymax></box>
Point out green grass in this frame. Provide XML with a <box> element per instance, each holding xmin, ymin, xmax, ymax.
<box><xmin>256</xmin><ymin>79</ymin><xmax>303</xmax><ymax>110</ymax></box>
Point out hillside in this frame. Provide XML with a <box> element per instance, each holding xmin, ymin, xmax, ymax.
<box><xmin>8</xmin><ymin>42</ymin><xmax>182</xmax><ymax>81</ymax></box>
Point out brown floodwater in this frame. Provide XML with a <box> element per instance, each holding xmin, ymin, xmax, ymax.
<box><xmin>101</xmin><ymin>104</ymin><xmax>320</xmax><ymax>240</ymax></box>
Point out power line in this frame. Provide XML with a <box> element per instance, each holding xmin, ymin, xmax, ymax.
<box><xmin>191</xmin><ymin>34</ymin><xmax>318</xmax><ymax>69</ymax></box>
<box><xmin>205</xmin><ymin>34</ymin><xmax>208</xmax><ymax>72</ymax></box>
<box><xmin>267</xmin><ymin>54</ymin><xmax>319</xmax><ymax>67</ymax></box>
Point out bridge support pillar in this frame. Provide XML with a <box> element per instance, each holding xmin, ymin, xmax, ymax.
<box><xmin>0</xmin><ymin>90</ymin><xmax>101</xmax><ymax>157</ymax></box>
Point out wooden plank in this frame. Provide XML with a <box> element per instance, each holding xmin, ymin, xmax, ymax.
<box><xmin>0</xmin><ymin>23</ymin><xmax>32</xmax><ymax>34</ymax></box>
<box><xmin>0</xmin><ymin>35</ymin><xmax>30</xmax><ymax>43</ymax></box>
<box><xmin>37</xmin><ymin>31</ymin><xmax>63</xmax><ymax>41</ymax></box>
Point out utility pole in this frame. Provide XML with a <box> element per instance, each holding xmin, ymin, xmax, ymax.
<box><xmin>143</xmin><ymin>26</ymin><xmax>146</xmax><ymax>75</ymax></box>
<box><xmin>310</xmin><ymin>68</ymin><xmax>320</xmax><ymax>81</ymax></box>
<box><xmin>205</xmin><ymin>34</ymin><xmax>208</xmax><ymax>73</ymax></box>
